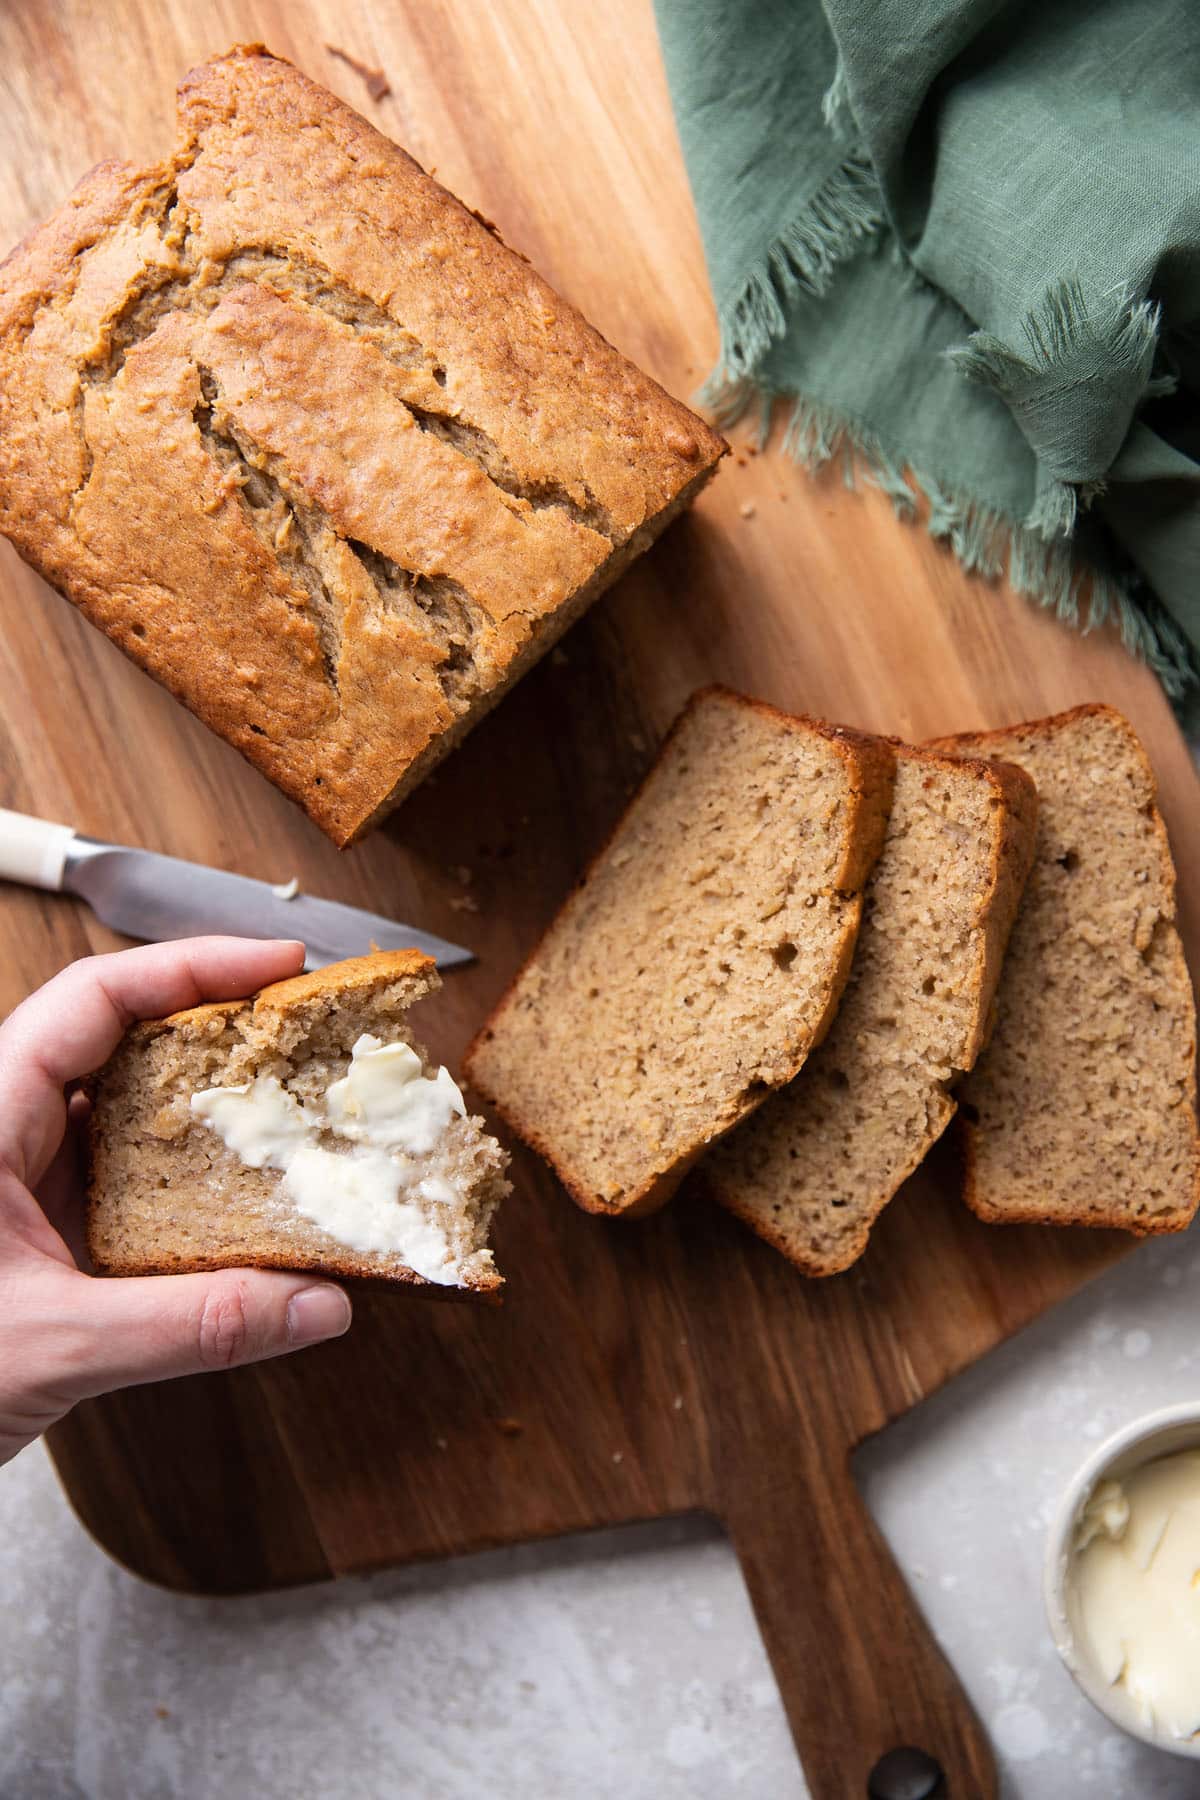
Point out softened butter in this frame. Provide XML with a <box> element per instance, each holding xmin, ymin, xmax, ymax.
<box><xmin>191</xmin><ymin>1034</ymin><xmax>468</xmax><ymax>1283</ymax></box>
<box><xmin>1070</xmin><ymin>1451</ymin><xmax>1200</xmax><ymax>1740</ymax></box>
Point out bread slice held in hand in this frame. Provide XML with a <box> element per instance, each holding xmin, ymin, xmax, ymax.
<box><xmin>89</xmin><ymin>951</ymin><xmax>509</xmax><ymax>1294</ymax></box>
<box><xmin>705</xmin><ymin>747</ymin><xmax>1038</xmax><ymax>1274</ymax></box>
<box><xmin>464</xmin><ymin>687</ymin><xmax>896</xmax><ymax>1216</ymax></box>
<box><xmin>927</xmin><ymin>705</ymin><xmax>1200</xmax><ymax>1235</ymax></box>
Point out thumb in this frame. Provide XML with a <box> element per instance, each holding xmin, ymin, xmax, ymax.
<box><xmin>62</xmin><ymin>1267</ymin><xmax>352</xmax><ymax>1398</ymax></box>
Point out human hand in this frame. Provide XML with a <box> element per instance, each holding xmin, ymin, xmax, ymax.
<box><xmin>0</xmin><ymin>937</ymin><xmax>352</xmax><ymax>1467</ymax></box>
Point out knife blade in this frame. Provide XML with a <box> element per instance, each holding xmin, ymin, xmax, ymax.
<box><xmin>0</xmin><ymin>808</ymin><xmax>473</xmax><ymax>971</ymax></box>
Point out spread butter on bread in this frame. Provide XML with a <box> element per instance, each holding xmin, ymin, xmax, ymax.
<box><xmin>89</xmin><ymin>951</ymin><xmax>508</xmax><ymax>1293</ymax></box>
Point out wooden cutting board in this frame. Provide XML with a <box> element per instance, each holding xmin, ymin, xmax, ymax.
<box><xmin>2</xmin><ymin>4</ymin><xmax>1196</xmax><ymax>1795</ymax></box>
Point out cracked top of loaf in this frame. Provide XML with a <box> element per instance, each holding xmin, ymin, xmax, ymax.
<box><xmin>0</xmin><ymin>44</ymin><xmax>724</xmax><ymax>843</ymax></box>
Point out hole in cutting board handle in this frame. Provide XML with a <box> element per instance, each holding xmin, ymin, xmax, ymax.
<box><xmin>867</xmin><ymin>1746</ymin><xmax>946</xmax><ymax>1799</ymax></box>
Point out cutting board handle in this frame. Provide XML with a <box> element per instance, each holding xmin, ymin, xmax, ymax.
<box><xmin>723</xmin><ymin>1456</ymin><xmax>995</xmax><ymax>1799</ymax></box>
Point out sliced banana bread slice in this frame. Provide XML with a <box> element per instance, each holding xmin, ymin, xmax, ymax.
<box><xmin>928</xmin><ymin>705</ymin><xmax>1200</xmax><ymax>1234</ymax></box>
<box><xmin>464</xmin><ymin>687</ymin><xmax>895</xmax><ymax>1216</ymax></box>
<box><xmin>89</xmin><ymin>951</ymin><xmax>508</xmax><ymax>1293</ymax></box>
<box><xmin>705</xmin><ymin>747</ymin><xmax>1037</xmax><ymax>1274</ymax></box>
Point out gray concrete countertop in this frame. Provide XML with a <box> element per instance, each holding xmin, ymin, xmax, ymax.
<box><xmin>2</xmin><ymin>1227</ymin><xmax>1199</xmax><ymax>1798</ymax></box>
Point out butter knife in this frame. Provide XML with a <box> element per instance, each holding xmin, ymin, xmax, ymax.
<box><xmin>0</xmin><ymin>808</ymin><xmax>473</xmax><ymax>970</ymax></box>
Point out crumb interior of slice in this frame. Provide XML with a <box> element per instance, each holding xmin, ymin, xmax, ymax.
<box><xmin>962</xmin><ymin>711</ymin><xmax>1196</xmax><ymax>1228</ymax></box>
<box><xmin>470</xmin><ymin>695</ymin><xmax>871</xmax><ymax>1208</ymax></box>
<box><xmin>97</xmin><ymin>979</ymin><xmax>506</xmax><ymax>1286</ymax></box>
<box><xmin>713</xmin><ymin>756</ymin><xmax>1005</xmax><ymax>1270</ymax></box>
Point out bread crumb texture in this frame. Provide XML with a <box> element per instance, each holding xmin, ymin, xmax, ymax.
<box><xmin>929</xmin><ymin>706</ymin><xmax>1200</xmax><ymax>1235</ymax></box>
<box><xmin>464</xmin><ymin>687</ymin><xmax>895</xmax><ymax>1216</ymax></box>
<box><xmin>708</xmin><ymin>748</ymin><xmax>1038</xmax><ymax>1273</ymax></box>
<box><xmin>0</xmin><ymin>45</ymin><xmax>723</xmax><ymax>843</ymax></box>
<box><xmin>88</xmin><ymin>951</ymin><xmax>509</xmax><ymax>1293</ymax></box>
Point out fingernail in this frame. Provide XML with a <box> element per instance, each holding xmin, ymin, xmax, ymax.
<box><xmin>287</xmin><ymin>1284</ymin><xmax>352</xmax><ymax>1347</ymax></box>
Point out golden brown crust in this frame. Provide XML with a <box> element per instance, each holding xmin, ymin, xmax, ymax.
<box><xmin>926</xmin><ymin>700</ymin><xmax>1123</xmax><ymax>755</ymax></box>
<box><xmin>928</xmin><ymin>706</ymin><xmax>1200</xmax><ymax>1236</ymax></box>
<box><xmin>0</xmin><ymin>44</ymin><xmax>725</xmax><ymax>845</ymax></box>
<box><xmin>250</xmin><ymin>950</ymin><xmax>436</xmax><ymax>1016</ymax></box>
<box><xmin>132</xmin><ymin>949</ymin><xmax>436</xmax><ymax>1041</ymax></box>
<box><xmin>464</xmin><ymin>690</ymin><xmax>897</xmax><ymax>1217</ymax></box>
<box><xmin>88</xmin><ymin>1240</ymin><xmax>501</xmax><ymax>1299</ymax></box>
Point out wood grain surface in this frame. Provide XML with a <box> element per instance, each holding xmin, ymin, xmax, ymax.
<box><xmin>2</xmin><ymin>4</ymin><xmax>1197</xmax><ymax>1796</ymax></box>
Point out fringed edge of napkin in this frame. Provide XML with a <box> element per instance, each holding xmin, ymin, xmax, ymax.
<box><xmin>950</xmin><ymin>277</ymin><xmax>1169</xmax><ymax>542</ymax></box>
<box><xmin>712</xmin><ymin>153</ymin><xmax>882</xmax><ymax>380</ymax></box>
<box><xmin>699</xmin><ymin>162</ymin><xmax>1196</xmax><ymax>707</ymax></box>
<box><xmin>705</xmin><ymin>378</ymin><xmax>1196</xmax><ymax>704</ymax></box>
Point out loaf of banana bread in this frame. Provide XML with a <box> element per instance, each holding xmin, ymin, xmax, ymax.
<box><xmin>0</xmin><ymin>45</ymin><xmax>724</xmax><ymax>843</ymax></box>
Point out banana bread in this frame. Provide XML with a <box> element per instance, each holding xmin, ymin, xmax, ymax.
<box><xmin>705</xmin><ymin>747</ymin><xmax>1037</xmax><ymax>1273</ymax></box>
<box><xmin>89</xmin><ymin>951</ymin><xmax>509</xmax><ymax>1293</ymax></box>
<box><xmin>464</xmin><ymin>688</ymin><xmax>895</xmax><ymax>1216</ymax></box>
<box><xmin>0</xmin><ymin>45</ymin><xmax>724</xmax><ymax>844</ymax></box>
<box><xmin>928</xmin><ymin>705</ymin><xmax>1200</xmax><ymax>1235</ymax></box>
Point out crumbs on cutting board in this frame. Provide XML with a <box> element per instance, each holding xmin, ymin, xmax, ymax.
<box><xmin>448</xmin><ymin>863</ymin><xmax>478</xmax><ymax>911</ymax></box>
<box><xmin>271</xmin><ymin>877</ymin><xmax>301</xmax><ymax>901</ymax></box>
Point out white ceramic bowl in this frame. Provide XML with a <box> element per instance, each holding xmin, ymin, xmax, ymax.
<box><xmin>1044</xmin><ymin>1401</ymin><xmax>1200</xmax><ymax>1758</ymax></box>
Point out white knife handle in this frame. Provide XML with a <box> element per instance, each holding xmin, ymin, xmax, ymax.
<box><xmin>0</xmin><ymin>808</ymin><xmax>76</xmax><ymax>891</ymax></box>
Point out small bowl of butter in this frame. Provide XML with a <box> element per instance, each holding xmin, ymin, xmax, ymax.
<box><xmin>1045</xmin><ymin>1402</ymin><xmax>1200</xmax><ymax>1756</ymax></box>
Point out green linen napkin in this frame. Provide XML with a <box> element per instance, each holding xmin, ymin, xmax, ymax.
<box><xmin>655</xmin><ymin>0</ymin><xmax>1200</xmax><ymax>714</ymax></box>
